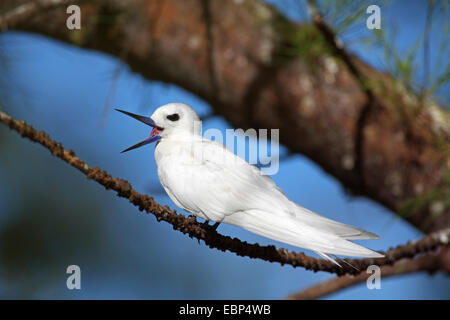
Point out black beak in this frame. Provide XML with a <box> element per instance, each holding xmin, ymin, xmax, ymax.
<box><xmin>115</xmin><ymin>109</ymin><xmax>163</xmax><ymax>130</ymax></box>
<box><xmin>116</xmin><ymin>109</ymin><xmax>163</xmax><ymax>153</ymax></box>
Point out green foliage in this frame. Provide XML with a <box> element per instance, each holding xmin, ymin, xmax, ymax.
<box><xmin>399</xmin><ymin>169</ymin><xmax>450</xmax><ymax>230</ymax></box>
<box><xmin>273</xmin><ymin>0</ymin><xmax>371</xmax><ymax>64</ymax></box>
<box><xmin>318</xmin><ymin>0</ymin><xmax>373</xmax><ymax>35</ymax></box>
<box><xmin>276</xmin><ymin>23</ymin><xmax>333</xmax><ymax>63</ymax></box>
<box><xmin>362</xmin><ymin>1</ymin><xmax>450</xmax><ymax>106</ymax></box>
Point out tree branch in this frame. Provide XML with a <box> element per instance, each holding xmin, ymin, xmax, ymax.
<box><xmin>1</xmin><ymin>109</ymin><xmax>449</xmax><ymax>276</ymax></box>
<box><xmin>0</xmin><ymin>0</ymin><xmax>72</xmax><ymax>29</ymax></box>
<box><xmin>306</xmin><ymin>0</ymin><xmax>377</xmax><ymax>191</ymax></box>
<box><xmin>286</xmin><ymin>244</ymin><xmax>450</xmax><ymax>300</ymax></box>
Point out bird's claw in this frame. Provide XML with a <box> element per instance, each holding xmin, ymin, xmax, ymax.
<box><xmin>211</xmin><ymin>222</ymin><xmax>221</xmax><ymax>231</ymax></box>
<box><xmin>201</xmin><ymin>220</ymin><xmax>221</xmax><ymax>231</ymax></box>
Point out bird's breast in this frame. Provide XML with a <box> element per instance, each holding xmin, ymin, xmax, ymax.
<box><xmin>154</xmin><ymin>139</ymin><xmax>200</xmax><ymax>166</ymax></box>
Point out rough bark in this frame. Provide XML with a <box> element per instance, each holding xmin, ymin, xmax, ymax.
<box><xmin>2</xmin><ymin>0</ymin><xmax>450</xmax><ymax>233</ymax></box>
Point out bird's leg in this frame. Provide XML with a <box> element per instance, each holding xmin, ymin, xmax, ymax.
<box><xmin>195</xmin><ymin>220</ymin><xmax>211</xmax><ymax>245</ymax></box>
<box><xmin>211</xmin><ymin>222</ymin><xmax>221</xmax><ymax>230</ymax></box>
<box><xmin>201</xmin><ymin>220</ymin><xmax>221</xmax><ymax>231</ymax></box>
<box><xmin>201</xmin><ymin>220</ymin><xmax>211</xmax><ymax>228</ymax></box>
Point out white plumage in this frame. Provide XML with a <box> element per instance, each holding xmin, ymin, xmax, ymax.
<box><xmin>125</xmin><ymin>103</ymin><xmax>384</xmax><ymax>263</ymax></box>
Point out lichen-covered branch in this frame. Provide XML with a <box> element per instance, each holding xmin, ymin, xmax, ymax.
<box><xmin>3</xmin><ymin>0</ymin><xmax>450</xmax><ymax>234</ymax></box>
<box><xmin>286</xmin><ymin>243</ymin><xmax>450</xmax><ymax>300</ymax></box>
<box><xmin>1</xmin><ymin>109</ymin><xmax>449</xmax><ymax>276</ymax></box>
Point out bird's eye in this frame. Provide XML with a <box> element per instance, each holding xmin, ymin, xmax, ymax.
<box><xmin>166</xmin><ymin>113</ymin><xmax>180</xmax><ymax>121</ymax></box>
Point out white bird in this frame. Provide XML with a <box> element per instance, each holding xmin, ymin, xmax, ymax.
<box><xmin>117</xmin><ymin>103</ymin><xmax>384</xmax><ymax>264</ymax></box>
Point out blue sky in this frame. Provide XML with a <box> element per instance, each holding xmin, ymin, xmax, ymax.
<box><xmin>0</xmin><ymin>1</ymin><xmax>448</xmax><ymax>299</ymax></box>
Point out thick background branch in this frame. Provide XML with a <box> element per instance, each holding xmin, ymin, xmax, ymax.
<box><xmin>1</xmin><ymin>109</ymin><xmax>449</xmax><ymax>276</ymax></box>
<box><xmin>4</xmin><ymin>0</ymin><xmax>449</xmax><ymax>233</ymax></box>
<box><xmin>0</xmin><ymin>0</ymin><xmax>72</xmax><ymax>29</ymax></box>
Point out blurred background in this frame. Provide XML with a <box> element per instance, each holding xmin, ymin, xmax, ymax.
<box><xmin>0</xmin><ymin>0</ymin><xmax>449</xmax><ymax>299</ymax></box>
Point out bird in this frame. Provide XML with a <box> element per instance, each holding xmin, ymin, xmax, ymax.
<box><xmin>116</xmin><ymin>103</ymin><xmax>384</xmax><ymax>265</ymax></box>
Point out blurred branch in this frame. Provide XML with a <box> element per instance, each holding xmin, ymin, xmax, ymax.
<box><xmin>307</xmin><ymin>0</ymin><xmax>376</xmax><ymax>194</ymax></box>
<box><xmin>1</xmin><ymin>109</ymin><xmax>450</xmax><ymax>276</ymax></box>
<box><xmin>286</xmin><ymin>243</ymin><xmax>450</xmax><ymax>300</ymax></box>
<box><xmin>0</xmin><ymin>0</ymin><xmax>71</xmax><ymax>29</ymax></box>
<box><xmin>99</xmin><ymin>63</ymin><xmax>123</xmax><ymax>127</ymax></box>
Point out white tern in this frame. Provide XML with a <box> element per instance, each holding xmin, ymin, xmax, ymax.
<box><xmin>117</xmin><ymin>103</ymin><xmax>384</xmax><ymax>264</ymax></box>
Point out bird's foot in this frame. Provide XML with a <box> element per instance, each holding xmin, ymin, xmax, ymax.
<box><xmin>201</xmin><ymin>220</ymin><xmax>221</xmax><ymax>231</ymax></box>
<box><xmin>211</xmin><ymin>222</ymin><xmax>221</xmax><ymax>231</ymax></box>
<box><xmin>196</xmin><ymin>221</ymin><xmax>221</xmax><ymax>245</ymax></box>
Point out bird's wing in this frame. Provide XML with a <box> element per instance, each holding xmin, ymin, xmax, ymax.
<box><xmin>224</xmin><ymin>209</ymin><xmax>383</xmax><ymax>258</ymax></box>
<box><xmin>200</xmin><ymin>140</ymin><xmax>380</xmax><ymax>240</ymax></box>
<box><xmin>159</xmin><ymin>138</ymin><xmax>382</xmax><ymax>258</ymax></box>
<box><xmin>157</xmin><ymin>137</ymin><xmax>293</xmax><ymax>221</ymax></box>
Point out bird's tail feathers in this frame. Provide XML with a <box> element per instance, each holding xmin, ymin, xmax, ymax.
<box><xmin>294</xmin><ymin>205</ymin><xmax>380</xmax><ymax>240</ymax></box>
<box><xmin>314</xmin><ymin>251</ymin><xmax>342</xmax><ymax>267</ymax></box>
<box><xmin>224</xmin><ymin>209</ymin><xmax>384</xmax><ymax>260</ymax></box>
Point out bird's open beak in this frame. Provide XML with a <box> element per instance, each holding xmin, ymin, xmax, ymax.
<box><xmin>116</xmin><ymin>109</ymin><xmax>163</xmax><ymax>153</ymax></box>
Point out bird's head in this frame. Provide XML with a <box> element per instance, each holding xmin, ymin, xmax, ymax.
<box><xmin>116</xmin><ymin>102</ymin><xmax>201</xmax><ymax>153</ymax></box>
